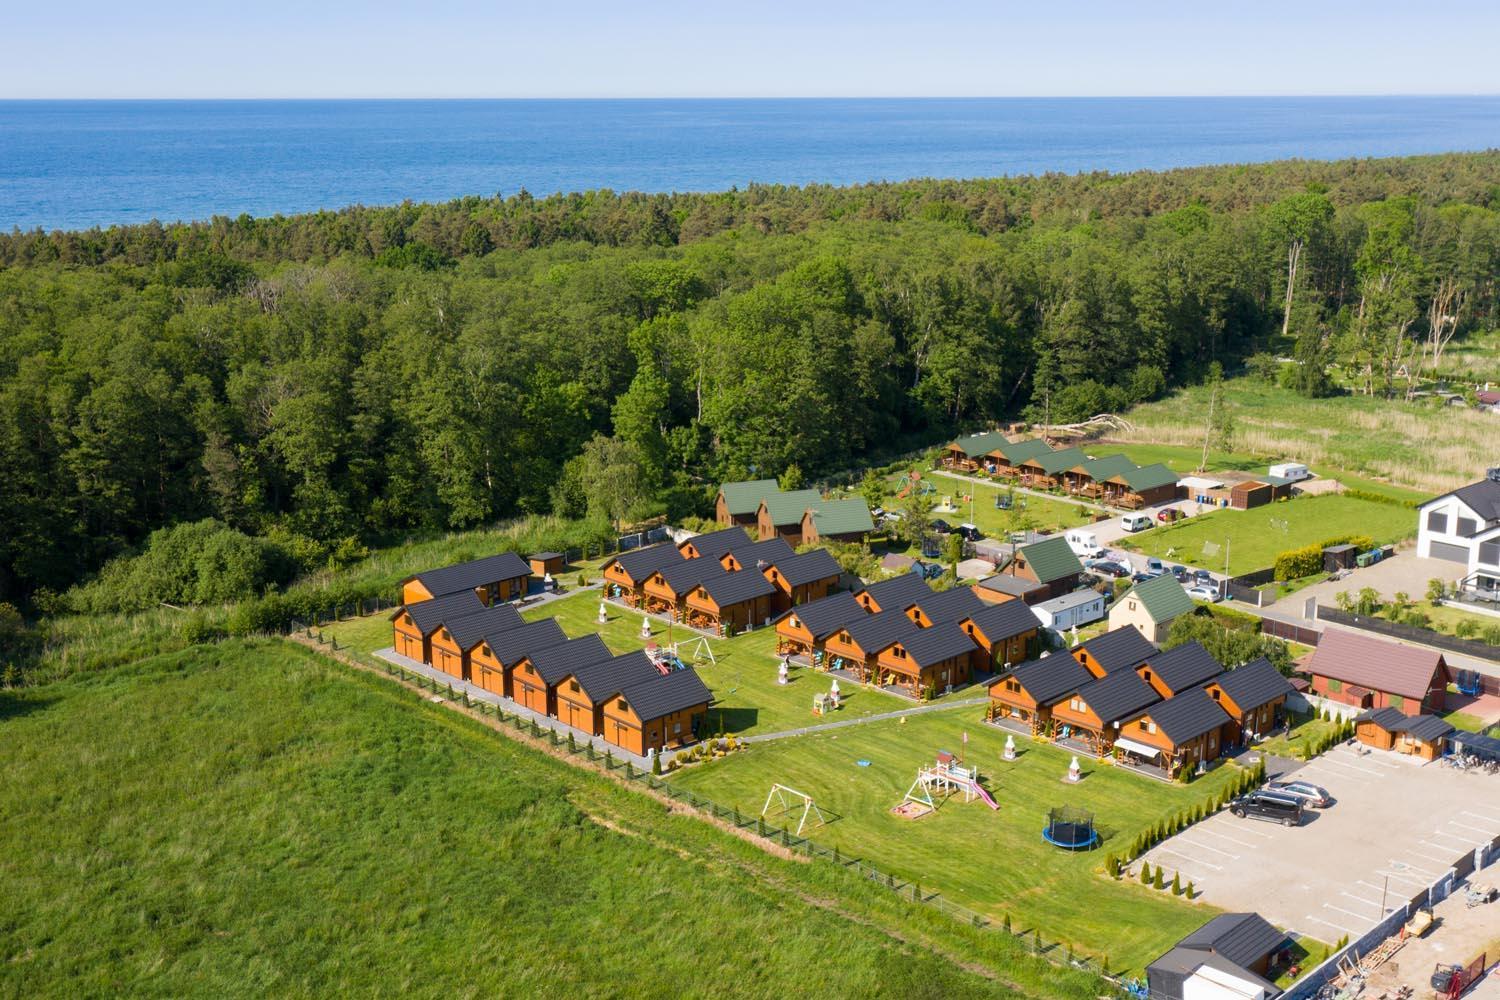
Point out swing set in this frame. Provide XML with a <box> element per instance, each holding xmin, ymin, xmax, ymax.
<box><xmin>760</xmin><ymin>783</ymin><xmax>829</xmax><ymax>836</ymax></box>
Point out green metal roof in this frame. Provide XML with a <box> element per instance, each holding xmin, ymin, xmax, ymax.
<box><xmin>1028</xmin><ymin>446</ymin><xmax>1087</xmax><ymax>476</ymax></box>
<box><xmin>1017</xmin><ymin>536</ymin><xmax>1084</xmax><ymax>584</ymax></box>
<box><xmin>807</xmin><ymin>498</ymin><xmax>875</xmax><ymax>536</ymax></box>
<box><xmin>1114</xmin><ymin>463</ymin><xmax>1178</xmax><ymax>492</ymax></box>
<box><xmin>1078</xmin><ymin>453</ymin><xmax>1136</xmax><ymax>480</ymax></box>
<box><xmin>994</xmin><ymin>438</ymin><xmax>1053</xmax><ymax>463</ymax></box>
<box><xmin>949</xmin><ymin>431</ymin><xmax>1011</xmax><ymax>458</ymax></box>
<box><xmin>718</xmin><ymin>479</ymin><xmax>780</xmax><ymax>516</ymax></box>
<box><xmin>1128</xmin><ymin>574</ymin><xmax>1197</xmax><ymax>624</ymax></box>
<box><xmin>759</xmin><ymin>488</ymin><xmax>824</xmax><ymax>526</ymax></box>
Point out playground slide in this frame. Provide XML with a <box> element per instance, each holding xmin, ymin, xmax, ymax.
<box><xmin>971</xmin><ymin>782</ymin><xmax>999</xmax><ymax>810</ymax></box>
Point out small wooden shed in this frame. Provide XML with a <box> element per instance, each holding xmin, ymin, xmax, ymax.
<box><xmin>1229</xmin><ymin>480</ymin><xmax>1273</xmax><ymax>510</ymax></box>
<box><xmin>529</xmin><ymin>552</ymin><xmax>565</xmax><ymax>577</ymax></box>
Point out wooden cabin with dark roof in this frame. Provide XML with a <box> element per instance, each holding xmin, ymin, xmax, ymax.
<box><xmin>762</xmin><ymin>548</ymin><xmax>842</xmax><ymax>613</ymax></box>
<box><xmin>960</xmin><ymin>600</ymin><xmax>1043</xmax><ymax>671</ymax></box>
<box><xmin>874</xmin><ymin>624</ymin><xmax>977</xmax><ymax>696</ymax></box>
<box><xmin>904</xmin><ymin>586</ymin><xmax>987</xmax><ymax>628</ymax></box>
<box><xmin>473</xmin><ymin>618</ymin><xmax>569</xmax><ymax>698</ymax></box>
<box><xmin>854</xmin><ymin>572</ymin><xmax>933</xmax><ymax>613</ymax></box>
<box><xmin>987</xmin><ymin>655</ymin><xmax>1096</xmax><ymax>735</ymax></box>
<box><xmin>1062</xmin><ymin>454</ymin><xmax>1136</xmax><ymax>497</ymax></box>
<box><xmin>718</xmin><ymin>536</ymin><xmax>795</xmax><ymax>573</ymax></box>
<box><xmin>1049</xmin><ymin>668</ymin><xmax>1161</xmax><ymax>755</ymax></box>
<box><xmin>643</xmin><ymin>559</ymin><xmax>721</xmax><ymax>617</ymax></box>
<box><xmin>601</xmin><ymin>542</ymin><xmax>684</xmax><ymax>607</ymax></box>
<box><xmin>1101</xmin><ymin>464</ymin><xmax>1180</xmax><ymax>509</ymax></box>
<box><xmin>1204</xmin><ymin>657</ymin><xmax>1294</xmax><ymax>745</ymax></box>
<box><xmin>1071</xmin><ymin>626</ymin><xmax>1159</xmax><ymax>679</ymax></box>
<box><xmin>602</xmin><ymin>668</ymin><xmax>713</xmax><ymax>755</ymax></box>
<box><xmin>1116</xmin><ymin>688</ymin><xmax>1232</xmax><ymax>778</ymax></box>
<box><xmin>513</xmin><ymin>634</ymin><xmax>613</xmax><ymax>718</ymax></box>
<box><xmin>1136</xmin><ymin>641</ymin><xmax>1223</xmax><ymax>699</ymax></box>
<box><xmin>1017</xmin><ymin>447</ymin><xmax>1087</xmax><ymax>489</ymax></box>
<box><xmin>824</xmin><ymin>610</ymin><xmax>918</xmax><ymax>683</ymax></box>
<box><xmin>685</xmin><ymin>569</ymin><xmax>776</xmax><ymax>633</ymax></box>
<box><xmin>555</xmin><ymin>651</ymin><xmax>662</xmax><ymax>736</ymax></box>
<box><xmin>773</xmin><ymin>590</ymin><xmax>863</xmax><ymax>658</ymax></box>
<box><xmin>400</xmin><ymin>552</ymin><xmax>532</xmax><ymax>606</ymax></box>
<box><xmin>677</xmin><ymin>526</ymin><xmax>754</xmax><ymax>561</ymax></box>
<box><xmin>390</xmin><ymin>589</ymin><xmax>486</xmax><ymax>665</ymax></box>
<box><xmin>426</xmin><ymin>603</ymin><xmax>524</xmax><ymax>682</ymax></box>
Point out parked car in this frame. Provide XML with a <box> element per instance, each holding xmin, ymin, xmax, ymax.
<box><xmin>1130</xmin><ymin>572</ymin><xmax>1155</xmax><ymax>584</ymax></box>
<box><xmin>1157</xmin><ymin>508</ymin><xmax>1184</xmax><ymax>523</ymax></box>
<box><xmin>1267</xmin><ymin>780</ymin><xmax>1332</xmax><ymax>809</ymax></box>
<box><xmin>930</xmin><ymin>519</ymin><xmax>952</xmax><ymax>534</ymax></box>
<box><xmin>1146</xmin><ymin>558</ymin><xmax>1165</xmax><ymax>575</ymax></box>
<box><xmin>957</xmin><ymin>523</ymin><xmax>983</xmax><ymax>542</ymax></box>
<box><xmin>1121</xmin><ymin>512</ymin><xmax>1153</xmax><ymax>532</ymax></box>
<box><xmin>1065</xmin><ymin>529</ymin><xmax>1103</xmax><ymax>559</ymax></box>
<box><xmin>1170</xmin><ymin>565</ymin><xmax>1189</xmax><ymax>582</ymax></box>
<box><xmin>1230</xmin><ymin>790</ymin><xmax>1304</xmax><ymax>827</ymax></box>
<box><xmin>1186</xmin><ymin>584</ymin><xmax>1221</xmax><ymax>603</ymax></box>
<box><xmin>1088</xmin><ymin>561</ymin><xmax>1131</xmax><ymax>579</ymax></box>
<box><xmin>1192</xmin><ymin>569</ymin><xmax>1214</xmax><ymax>585</ymax></box>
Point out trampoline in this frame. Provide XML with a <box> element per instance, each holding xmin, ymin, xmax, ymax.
<box><xmin>1042</xmin><ymin>806</ymin><xmax>1099</xmax><ymax>851</ymax></box>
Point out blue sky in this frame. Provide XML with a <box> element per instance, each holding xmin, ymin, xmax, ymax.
<box><xmin>4</xmin><ymin>1</ymin><xmax>1499</xmax><ymax>98</ymax></box>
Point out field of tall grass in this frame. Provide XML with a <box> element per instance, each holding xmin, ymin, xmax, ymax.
<box><xmin>0</xmin><ymin>640</ymin><xmax>1099</xmax><ymax>999</ymax></box>
<box><xmin>1116</xmin><ymin>378</ymin><xmax>1498</xmax><ymax>494</ymax></box>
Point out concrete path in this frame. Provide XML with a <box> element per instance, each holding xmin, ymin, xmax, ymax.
<box><xmin>741</xmin><ymin>694</ymin><xmax>989</xmax><ymax>744</ymax></box>
<box><xmin>372</xmin><ymin>646</ymin><xmax>654</xmax><ymax>769</ymax></box>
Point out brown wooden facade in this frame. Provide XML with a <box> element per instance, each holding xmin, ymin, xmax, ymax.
<box><xmin>1203</xmin><ymin>680</ymin><xmax>1285</xmax><ymax>746</ymax></box>
<box><xmin>873</xmin><ymin>640</ymin><xmax>972</xmax><ymax>695</ymax></box>
<box><xmin>755</xmin><ymin>503</ymin><xmax>805</xmax><ymax>545</ymax></box>
<box><xmin>762</xmin><ymin>566</ymin><xmax>837</xmax><ymax>614</ymax></box>
<box><xmin>823</xmin><ymin>630</ymin><xmax>880</xmax><ymax>681</ymax></box>
<box><xmin>960</xmin><ymin>617</ymin><xmax>1036</xmax><ymax>672</ymax></box>
<box><xmin>400</xmin><ymin>574</ymin><xmax>526</xmax><ymax>607</ymax></box>
<box><xmin>986</xmin><ymin>675</ymin><xmax>1050</xmax><ymax>733</ymax></box>
<box><xmin>1049</xmin><ymin>694</ymin><xmax>1116</xmax><ymax>754</ymax></box>
<box><xmin>684</xmin><ymin>585</ymin><xmax>771</xmax><ymax>633</ymax></box>
<box><xmin>392</xmin><ymin>608</ymin><xmax>427</xmax><ymax>662</ymax></box>
<box><xmin>471</xmin><ymin>643</ymin><xmax>510</xmax><ymax>698</ymax></box>
<box><xmin>642</xmin><ymin>570</ymin><xmax>696</xmax><ymax>617</ymax></box>
<box><xmin>1114</xmin><ymin>711</ymin><xmax>1223</xmax><ymax>778</ymax></box>
<box><xmin>511</xmin><ymin>657</ymin><xmax>554</xmax><ymax>718</ymax></box>
<box><xmin>428</xmin><ymin>625</ymin><xmax>469</xmax><ymax>680</ymax></box>
<box><xmin>601</xmin><ymin>696</ymin><xmax>707</xmax><ymax>756</ymax></box>
<box><xmin>1354</xmin><ymin>717</ymin><xmax>1397</xmax><ymax>751</ymax></box>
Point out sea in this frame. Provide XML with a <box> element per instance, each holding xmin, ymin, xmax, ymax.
<box><xmin>2</xmin><ymin>97</ymin><xmax>1499</xmax><ymax>232</ymax></box>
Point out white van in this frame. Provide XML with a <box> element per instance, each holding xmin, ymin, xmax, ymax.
<box><xmin>1064</xmin><ymin>529</ymin><xmax>1102</xmax><ymax>558</ymax></box>
<box><xmin>1120</xmin><ymin>513</ymin><xmax>1152</xmax><ymax>533</ymax></box>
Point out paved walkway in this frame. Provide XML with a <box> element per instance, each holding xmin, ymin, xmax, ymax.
<box><xmin>372</xmin><ymin>646</ymin><xmax>655</xmax><ymax>769</ymax></box>
<box><xmin>741</xmin><ymin>694</ymin><xmax>989</xmax><ymax>743</ymax></box>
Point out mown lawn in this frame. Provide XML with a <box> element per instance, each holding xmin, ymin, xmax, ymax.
<box><xmin>919</xmin><ymin>472</ymin><xmax>1106</xmax><ymax>539</ymax></box>
<box><xmin>1115</xmin><ymin>494</ymin><xmax>1415</xmax><ymax>575</ymax></box>
<box><xmin>671</xmin><ymin>711</ymin><xmax>1243</xmax><ymax>974</ymax></box>
<box><xmin>1253</xmin><ymin>712</ymin><xmax>1342</xmax><ymax>760</ymax></box>
<box><xmin>0</xmin><ymin>641</ymin><xmax>1098</xmax><ymax>999</ymax></box>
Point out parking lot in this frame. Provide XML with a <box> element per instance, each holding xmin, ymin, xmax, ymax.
<box><xmin>1140</xmin><ymin>743</ymin><xmax>1500</xmax><ymax>943</ymax></box>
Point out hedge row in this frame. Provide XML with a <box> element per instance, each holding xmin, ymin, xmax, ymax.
<box><xmin>1273</xmin><ymin>533</ymin><xmax>1374</xmax><ymax>581</ymax></box>
<box><xmin>1106</xmin><ymin>758</ymin><xmax>1266</xmax><ymax>871</ymax></box>
<box><xmin>1342</xmin><ymin>488</ymin><xmax>1420</xmax><ymax>509</ymax></box>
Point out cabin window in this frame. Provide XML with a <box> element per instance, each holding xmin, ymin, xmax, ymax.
<box><xmin>440</xmin><ymin>630</ymin><xmax>450</xmax><ymax>640</ymax></box>
<box><xmin>966</xmin><ymin>623</ymin><xmax>975</xmax><ymax>636</ymax></box>
<box><xmin>480</xmin><ymin>645</ymin><xmax>490</xmax><ymax>657</ymax></box>
<box><xmin>1327</xmin><ymin>678</ymin><xmax>1342</xmax><ymax>693</ymax></box>
<box><xmin>1458</xmin><ymin>517</ymin><xmax>1479</xmax><ymax>537</ymax></box>
<box><xmin>673</xmin><ymin>721</ymin><xmax>682</xmax><ymax>734</ymax></box>
<box><xmin>1141</xmin><ymin>670</ymin><xmax>1152</xmax><ymax>683</ymax></box>
<box><xmin>569</xmin><ymin>681</ymin><xmax>580</xmax><ymax>693</ymax></box>
<box><xmin>1145</xmin><ymin>721</ymin><xmax>1157</xmax><ymax>734</ymax></box>
<box><xmin>618</xmin><ymin>699</ymin><xmax>629</xmax><ymax>711</ymax></box>
<box><xmin>893</xmin><ymin>647</ymin><xmax>907</xmax><ymax>659</ymax></box>
<box><xmin>1128</xmin><ymin>600</ymin><xmax>1137</xmax><ymax>612</ymax></box>
<box><xmin>1210</xmin><ymin>688</ymin><xmax>1221</xmax><ymax>701</ymax></box>
<box><xmin>789</xmin><ymin>616</ymin><xmax>800</xmax><ymax>629</ymax></box>
<box><xmin>1005</xmin><ymin>679</ymin><xmax>1020</xmax><ymax>693</ymax></box>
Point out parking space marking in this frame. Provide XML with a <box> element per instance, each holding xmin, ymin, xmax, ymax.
<box><xmin>1306</xmin><ymin>758</ymin><xmax>1385</xmax><ymax>780</ymax></box>
<box><xmin>1169</xmin><ymin>838</ymin><xmax>1240</xmax><ymax>860</ymax></box>
<box><xmin>1432</xmin><ymin>828</ymin><xmax>1477</xmax><ymax>841</ymax></box>
<box><xmin>1321</xmin><ymin>902</ymin><xmax>1378</xmax><ymax>926</ymax></box>
<box><xmin>1462</xmin><ymin>808</ymin><xmax>1500</xmax><ymax>824</ymax></box>
<box><xmin>1304</xmin><ymin>913</ymin><xmax>1363</xmax><ymax>936</ymax></box>
<box><xmin>1448</xmin><ymin>819</ymin><xmax>1499</xmax><ymax>836</ymax></box>
<box><xmin>1148</xmin><ymin>846</ymin><xmax>1223</xmax><ymax>872</ymax></box>
<box><xmin>1417</xmin><ymin>840</ymin><xmax>1465</xmax><ymax>856</ymax></box>
<box><xmin>1339</xmin><ymin>891</ymin><xmax>1385</xmax><ymax>912</ymax></box>
<box><xmin>1388</xmin><ymin>858</ymin><xmax>1443</xmax><ymax>878</ymax></box>
<box><xmin>1374</xmin><ymin>870</ymin><xmax>1432</xmax><ymax>888</ymax></box>
<box><xmin>1189</xmin><ymin>827</ymin><xmax>1261</xmax><ymax>849</ymax></box>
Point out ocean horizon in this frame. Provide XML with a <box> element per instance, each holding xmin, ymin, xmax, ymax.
<box><xmin>3</xmin><ymin>96</ymin><xmax>1499</xmax><ymax>232</ymax></box>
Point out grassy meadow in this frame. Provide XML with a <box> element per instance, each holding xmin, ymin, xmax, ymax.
<box><xmin>0</xmin><ymin>640</ymin><xmax>1103</xmax><ymax>999</ymax></box>
<box><xmin>1114</xmin><ymin>494</ymin><xmax>1416</xmax><ymax>576</ymax></box>
<box><xmin>1114</xmin><ymin>378</ymin><xmax>1497</xmax><ymax>495</ymax></box>
<box><xmin>671</xmin><ymin>711</ymin><xmax>1243</xmax><ymax>974</ymax></box>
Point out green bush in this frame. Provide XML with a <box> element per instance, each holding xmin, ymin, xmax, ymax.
<box><xmin>1273</xmin><ymin>533</ymin><xmax>1373</xmax><ymax>581</ymax></box>
<box><xmin>1342</xmin><ymin>488</ymin><xmax>1419</xmax><ymax>509</ymax></box>
<box><xmin>1140</xmin><ymin>862</ymin><xmax>1152</xmax><ymax>885</ymax></box>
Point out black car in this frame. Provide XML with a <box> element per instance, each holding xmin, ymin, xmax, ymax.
<box><xmin>1170</xmin><ymin>565</ymin><xmax>1190</xmax><ymax>582</ymax></box>
<box><xmin>1193</xmin><ymin>569</ymin><xmax>1214</xmax><ymax>585</ymax></box>
<box><xmin>1088</xmin><ymin>560</ymin><xmax>1131</xmax><ymax>579</ymax></box>
<box><xmin>957</xmin><ymin>523</ymin><xmax>983</xmax><ymax>542</ymax></box>
<box><xmin>930</xmin><ymin>519</ymin><xmax>953</xmax><ymax>534</ymax></box>
<box><xmin>1230</xmin><ymin>790</ymin><xmax>1303</xmax><ymax>827</ymax></box>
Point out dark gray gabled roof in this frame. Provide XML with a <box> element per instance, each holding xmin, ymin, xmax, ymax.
<box><xmin>524</xmin><ymin>634</ymin><xmax>613</xmax><ymax>686</ymax></box>
<box><xmin>1148</xmin><ymin>948</ymin><xmax>1278</xmax><ymax>999</ymax></box>
<box><xmin>1078</xmin><ymin>626</ymin><xmax>1159</xmax><ymax>674</ymax></box>
<box><xmin>1178</xmin><ymin>912</ymin><xmax>1287</xmax><ymax>970</ymax></box>
<box><xmin>1210</xmin><ymin>657</ymin><xmax>1294</xmax><ymax>711</ymax></box>
<box><xmin>1355</xmin><ymin>706</ymin><xmax>1408</xmax><ymax>729</ymax></box>
<box><xmin>775</xmin><ymin>590</ymin><xmax>863</xmax><ymax>640</ymax></box>
<box><xmin>1434</xmin><ymin>477</ymin><xmax>1500</xmax><ymax>524</ymax></box>
<box><xmin>771</xmin><ymin>548</ymin><xmax>843</xmax><ymax>587</ymax></box>
<box><xmin>1143</xmin><ymin>642</ymin><xmax>1223</xmax><ymax>694</ymax></box>
<box><xmin>857</xmin><ymin>572</ymin><xmax>933</xmax><ymax>612</ymax></box>
<box><xmin>605</xmin><ymin>542</ymin><xmax>684</xmax><ymax>583</ymax></box>
<box><xmin>963</xmin><ymin>600</ymin><xmax>1044</xmax><ymax>643</ymax></box>
<box><xmin>397</xmin><ymin>589</ymin><xmax>486</xmax><ymax>635</ymax></box>
<box><xmin>911</xmin><ymin>586</ymin><xmax>987</xmax><ymax>625</ymax></box>
<box><xmin>657</xmin><ymin>558</ymin><xmax>724</xmax><ymax>595</ymax></box>
<box><xmin>842</xmin><ymin>609</ymin><xmax>921</xmax><ymax>654</ymax></box>
<box><xmin>697</xmin><ymin>567</ymin><xmax>776</xmax><ymax>607</ymax></box>
<box><xmin>679</xmin><ymin>526</ymin><xmax>753</xmax><ymax>559</ymax></box>
<box><xmin>899</xmin><ymin>624</ymin><xmax>979</xmax><ymax>668</ymax></box>
<box><xmin>406</xmin><ymin>552</ymin><xmax>531</xmax><ymax>598</ymax></box>
<box><xmin>1138</xmin><ymin>687</ymin><xmax>1231</xmax><ymax>745</ymax></box>
<box><xmin>992</xmin><ymin>655</ymin><xmax>1096</xmax><ymax>706</ymax></box>
<box><xmin>570</xmin><ymin>650</ymin><xmax>663</xmax><ymax>704</ymax></box>
<box><xmin>1074</xmin><ymin>669</ymin><xmax>1160</xmax><ymax>725</ymax></box>
<box><xmin>482</xmin><ymin>618</ymin><xmax>568</xmax><ymax>666</ymax></box>
<box><xmin>1395</xmin><ymin>714</ymin><xmax>1455</xmax><ymax>742</ymax></box>
<box><xmin>725</xmin><ymin>537</ymin><xmax>796</xmax><ymax>568</ymax></box>
<box><xmin>443</xmin><ymin>604</ymin><xmax>525</xmax><ymax>652</ymax></box>
<box><xmin>619</xmin><ymin>667</ymin><xmax>713</xmax><ymax>722</ymax></box>
<box><xmin>977</xmin><ymin>574</ymin><xmax>1047</xmax><ymax>599</ymax></box>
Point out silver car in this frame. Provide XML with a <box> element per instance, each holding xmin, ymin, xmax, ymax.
<box><xmin>1267</xmin><ymin>779</ymin><xmax>1332</xmax><ymax>808</ymax></box>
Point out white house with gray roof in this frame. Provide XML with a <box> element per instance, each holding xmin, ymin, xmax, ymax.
<box><xmin>1416</xmin><ymin>469</ymin><xmax>1500</xmax><ymax>595</ymax></box>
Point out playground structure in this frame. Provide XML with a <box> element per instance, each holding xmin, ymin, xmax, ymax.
<box><xmin>895</xmin><ymin>471</ymin><xmax>938</xmax><ymax>500</ymax></box>
<box><xmin>1042</xmin><ymin>806</ymin><xmax>1098</xmax><ymax>850</ymax></box>
<box><xmin>895</xmin><ymin>751</ymin><xmax>999</xmax><ymax>818</ymax></box>
<box><xmin>761</xmin><ymin>783</ymin><xmax>828</xmax><ymax>836</ymax></box>
<box><xmin>645</xmin><ymin>636</ymin><xmax>715</xmax><ymax>676</ymax></box>
<box><xmin>1455</xmin><ymin>668</ymin><xmax>1484</xmax><ymax>697</ymax></box>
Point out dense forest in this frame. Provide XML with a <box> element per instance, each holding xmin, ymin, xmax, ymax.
<box><xmin>3</xmin><ymin>152</ymin><xmax>1498</xmax><ymax>606</ymax></box>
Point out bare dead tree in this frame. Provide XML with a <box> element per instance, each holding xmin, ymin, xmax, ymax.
<box><xmin>1281</xmin><ymin>238</ymin><xmax>1303</xmax><ymax>340</ymax></box>
<box><xmin>1424</xmin><ymin>277</ymin><xmax>1467</xmax><ymax>373</ymax></box>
